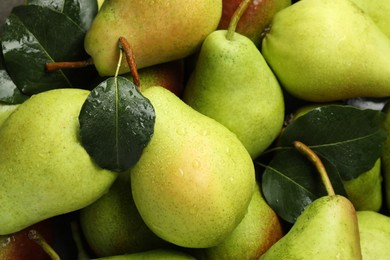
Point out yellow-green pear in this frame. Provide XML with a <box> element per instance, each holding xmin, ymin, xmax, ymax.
<box><xmin>193</xmin><ymin>182</ymin><xmax>284</xmax><ymax>259</ymax></box>
<box><xmin>93</xmin><ymin>249</ymin><xmax>196</xmax><ymax>260</ymax></box>
<box><xmin>356</xmin><ymin>211</ymin><xmax>390</xmax><ymax>260</ymax></box>
<box><xmin>0</xmin><ymin>103</ymin><xmax>18</xmax><ymax>127</ymax></box>
<box><xmin>0</xmin><ymin>88</ymin><xmax>117</xmax><ymax>235</ymax></box>
<box><xmin>183</xmin><ymin>29</ymin><xmax>285</xmax><ymax>159</ymax></box>
<box><xmin>260</xmin><ymin>195</ymin><xmax>362</xmax><ymax>259</ymax></box>
<box><xmin>130</xmin><ymin>86</ymin><xmax>256</xmax><ymax>248</ymax></box>
<box><xmin>80</xmin><ymin>174</ymin><xmax>170</xmax><ymax>257</ymax></box>
<box><xmin>261</xmin><ymin>0</ymin><xmax>390</xmax><ymax>102</ymax></box>
<box><xmin>84</xmin><ymin>0</ymin><xmax>222</xmax><ymax>76</ymax></box>
<box><xmin>349</xmin><ymin>0</ymin><xmax>390</xmax><ymax>39</ymax></box>
<box><xmin>343</xmin><ymin>159</ymin><xmax>382</xmax><ymax>212</ymax></box>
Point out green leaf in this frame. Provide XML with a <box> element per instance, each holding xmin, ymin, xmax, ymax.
<box><xmin>27</xmin><ymin>0</ymin><xmax>98</xmax><ymax>31</ymax></box>
<box><xmin>260</xmin><ymin>149</ymin><xmax>346</xmax><ymax>223</ymax></box>
<box><xmin>0</xmin><ymin>50</ymin><xmax>29</xmax><ymax>104</ymax></box>
<box><xmin>1</xmin><ymin>5</ymin><xmax>95</xmax><ymax>95</ymax></box>
<box><xmin>279</xmin><ymin>105</ymin><xmax>387</xmax><ymax>180</ymax></box>
<box><xmin>79</xmin><ymin>76</ymin><xmax>155</xmax><ymax>172</ymax></box>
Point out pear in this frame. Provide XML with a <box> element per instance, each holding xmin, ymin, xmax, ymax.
<box><xmin>93</xmin><ymin>249</ymin><xmax>196</xmax><ymax>260</ymax></box>
<box><xmin>0</xmin><ymin>102</ymin><xmax>18</xmax><ymax>127</ymax></box>
<box><xmin>260</xmin><ymin>141</ymin><xmax>362</xmax><ymax>259</ymax></box>
<box><xmin>183</xmin><ymin>8</ymin><xmax>285</xmax><ymax>159</ymax></box>
<box><xmin>0</xmin><ymin>88</ymin><xmax>117</xmax><ymax>235</ymax></box>
<box><xmin>193</xmin><ymin>182</ymin><xmax>284</xmax><ymax>259</ymax></box>
<box><xmin>217</xmin><ymin>0</ymin><xmax>291</xmax><ymax>46</ymax></box>
<box><xmin>349</xmin><ymin>0</ymin><xmax>390</xmax><ymax>39</ymax></box>
<box><xmin>356</xmin><ymin>211</ymin><xmax>390</xmax><ymax>260</ymax></box>
<box><xmin>343</xmin><ymin>159</ymin><xmax>382</xmax><ymax>212</ymax></box>
<box><xmin>130</xmin><ymin>86</ymin><xmax>256</xmax><ymax>248</ymax></box>
<box><xmin>79</xmin><ymin>173</ymin><xmax>170</xmax><ymax>258</ymax></box>
<box><xmin>84</xmin><ymin>0</ymin><xmax>222</xmax><ymax>76</ymax></box>
<box><xmin>261</xmin><ymin>0</ymin><xmax>390</xmax><ymax>102</ymax></box>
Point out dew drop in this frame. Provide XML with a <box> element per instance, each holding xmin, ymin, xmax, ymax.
<box><xmin>192</xmin><ymin>159</ymin><xmax>201</xmax><ymax>169</ymax></box>
<box><xmin>176</xmin><ymin>127</ymin><xmax>187</xmax><ymax>136</ymax></box>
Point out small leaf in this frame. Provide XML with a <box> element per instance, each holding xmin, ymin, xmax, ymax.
<box><xmin>79</xmin><ymin>76</ymin><xmax>155</xmax><ymax>172</ymax></box>
<box><xmin>27</xmin><ymin>0</ymin><xmax>98</xmax><ymax>31</ymax></box>
<box><xmin>260</xmin><ymin>148</ymin><xmax>346</xmax><ymax>223</ymax></box>
<box><xmin>1</xmin><ymin>5</ymin><xmax>94</xmax><ymax>95</ymax></box>
<box><xmin>279</xmin><ymin>105</ymin><xmax>387</xmax><ymax>180</ymax></box>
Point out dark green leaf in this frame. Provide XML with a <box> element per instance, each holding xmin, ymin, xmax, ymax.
<box><xmin>279</xmin><ymin>105</ymin><xmax>387</xmax><ymax>180</ymax></box>
<box><xmin>0</xmin><ymin>50</ymin><xmax>29</xmax><ymax>104</ymax></box>
<box><xmin>260</xmin><ymin>149</ymin><xmax>346</xmax><ymax>223</ymax></box>
<box><xmin>27</xmin><ymin>0</ymin><xmax>98</xmax><ymax>31</ymax></box>
<box><xmin>79</xmin><ymin>76</ymin><xmax>155</xmax><ymax>172</ymax></box>
<box><xmin>1</xmin><ymin>5</ymin><xmax>93</xmax><ymax>95</ymax></box>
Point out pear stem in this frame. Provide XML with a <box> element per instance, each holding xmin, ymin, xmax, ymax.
<box><xmin>28</xmin><ymin>229</ymin><xmax>60</xmax><ymax>260</ymax></box>
<box><xmin>118</xmin><ymin>36</ymin><xmax>140</xmax><ymax>90</ymax></box>
<box><xmin>45</xmin><ymin>58</ymin><xmax>94</xmax><ymax>72</ymax></box>
<box><xmin>226</xmin><ymin>0</ymin><xmax>252</xmax><ymax>41</ymax></box>
<box><xmin>293</xmin><ymin>141</ymin><xmax>336</xmax><ymax>196</ymax></box>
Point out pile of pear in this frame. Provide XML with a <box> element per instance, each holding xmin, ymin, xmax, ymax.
<box><xmin>1</xmin><ymin>0</ymin><xmax>390</xmax><ymax>259</ymax></box>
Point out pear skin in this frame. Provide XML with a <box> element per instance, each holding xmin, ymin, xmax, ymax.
<box><xmin>261</xmin><ymin>0</ymin><xmax>390</xmax><ymax>102</ymax></box>
<box><xmin>260</xmin><ymin>195</ymin><xmax>362</xmax><ymax>259</ymax></box>
<box><xmin>130</xmin><ymin>86</ymin><xmax>256</xmax><ymax>248</ymax></box>
<box><xmin>183</xmin><ymin>30</ymin><xmax>285</xmax><ymax>159</ymax></box>
<box><xmin>0</xmin><ymin>103</ymin><xmax>18</xmax><ymax>127</ymax></box>
<box><xmin>93</xmin><ymin>249</ymin><xmax>196</xmax><ymax>260</ymax></box>
<box><xmin>193</xmin><ymin>182</ymin><xmax>284</xmax><ymax>259</ymax></box>
<box><xmin>0</xmin><ymin>89</ymin><xmax>117</xmax><ymax>235</ymax></box>
<box><xmin>85</xmin><ymin>0</ymin><xmax>222</xmax><ymax>76</ymax></box>
<box><xmin>357</xmin><ymin>211</ymin><xmax>390</xmax><ymax>260</ymax></box>
<box><xmin>80</xmin><ymin>174</ymin><xmax>170</xmax><ymax>257</ymax></box>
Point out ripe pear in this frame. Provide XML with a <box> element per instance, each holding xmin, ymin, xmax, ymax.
<box><xmin>130</xmin><ymin>86</ymin><xmax>256</xmax><ymax>248</ymax></box>
<box><xmin>343</xmin><ymin>159</ymin><xmax>382</xmax><ymax>212</ymax></box>
<box><xmin>183</xmin><ymin>30</ymin><xmax>285</xmax><ymax>159</ymax></box>
<box><xmin>261</xmin><ymin>0</ymin><xmax>390</xmax><ymax>102</ymax></box>
<box><xmin>349</xmin><ymin>0</ymin><xmax>390</xmax><ymax>39</ymax></box>
<box><xmin>79</xmin><ymin>174</ymin><xmax>170</xmax><ymax>258</ymax></box>
<box><xmin>260</xmin><ymin>195</ymin><xmax>362</xmax><ymax>259</ymax></box>
<box><xmin>0</xmin><ymin>88</ymin><xmax>117</xmax><ymax>235</ymax></box>
<box><xmin>84</xmin><ymin>0</ymin><xmax>222</xmax><ymax>76</ymax></box>
<box><xmin>193</xmin><ymin>182</ymin><xmax>284</xmax><ymax>259</ymax></box>
<box><xmin>356</xmin><ymin>211</ymin><xmax>390</xmax><ymax>260</ymax></box>
<box><xmin>93</xmin><ymin>249</ymin><xmax>196</xmax><ymax>260</ymax></box>
<box><xmin>217</xmin><ymin>0</ymin><xmax>291</xmax><ymax>46</ymax></box>
<box><xmin>0</xmin><ymin>103</ymin><xmax>18</xmax><ymax>127</ymax></box>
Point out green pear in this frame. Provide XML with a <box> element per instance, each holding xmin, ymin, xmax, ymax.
<box><xmin>356</xmin><ymin>211</ymin><xmax>390</xmax><ymax>260</ymax></box>
<box><xmin>260</xmin><ymin>195</ymin><xmax>362</xmax><ymax>259</ymax></box>
<box><xmin>343</xmin><ymin>159</ymin><xmax>382</xmax><ymax>212</ymax></box>
<box><xmin>84</xmin><ymin>0</ymin><xmax>222</xmax><ymax>76</ymax></box>
<box><xmin>193</xmin><ymin>182</ymin><xmax>284</xmax><ymax>259</ymax></box>
<box><xmin>93</xmin><ymin>249</ymin><xmax>196</xmax><ymax>260</ymax></box>
<box><xmin>130</xmin><ymin>86</ymin><xmax>256</xmax><ymax>248</ymax></box>
<box><xmin>0</xmin><ymin>88</ymin><xmax>117</xmax><ymax>235</ymax></box>
<box><xmin>79</xmin><ymin>174</ymin><xmax>170</xmax><ymax>258</ymax></box>
<box><xmin>183</xmin><ymin>29</ymin><xmax>285</xmax><ymax>159</ymax></box>
<box><xmin>349</xmin><ymin>0</ymin><xmax>390</xmax><ymax>39</ymax></box>
<box><xmin>0</xmin><ymin>102</ymin><xmax>18</xmax><ymax>127</ymax></box>
<box><xmin>261</xmin><ymin>0</ymin><xmax>390</xmax><ymax>102</ymax></box>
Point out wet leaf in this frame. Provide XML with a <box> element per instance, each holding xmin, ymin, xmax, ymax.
<box><xmin>79</xmin><ymin>76</ymin><xmax>155</xmax><ymax>172</ymax></box>
<box><xmin>260</xmin><ymin>149</ymin><xmax>346</xmax><ymax>223</ymax></box>
<box><xmin>27</xmin><ymin>0</ymin><xmax>97</xmax><ymax>31</ymax></box>
<box><xmin>279</xmin><ymin>105</ymin><xmax>387</xmax><ymax>180</ymax></box>
<box><xmin>1</xmin><ymin>5</ymin><xmax>95</xmax><ymax>95</ymax></box>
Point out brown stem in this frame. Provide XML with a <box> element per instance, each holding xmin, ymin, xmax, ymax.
<box><xmin>28</xmin><ymin>229</ymin><xmax>60</xmax><ymax>260</ymax></box>
<box><xmin>45</xmin><ymin>58</ymin><xmax>94</xmax><ymax>72</ymax></box>
<box><xmin>293</xmin><ymin>141</ymin><xmax>336</xmax><ymax>196</ymax></box>
<box><xmin>118</xmin><ymin>36</ymin><xmax>140</xmax><ymax>90</ymax></box>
